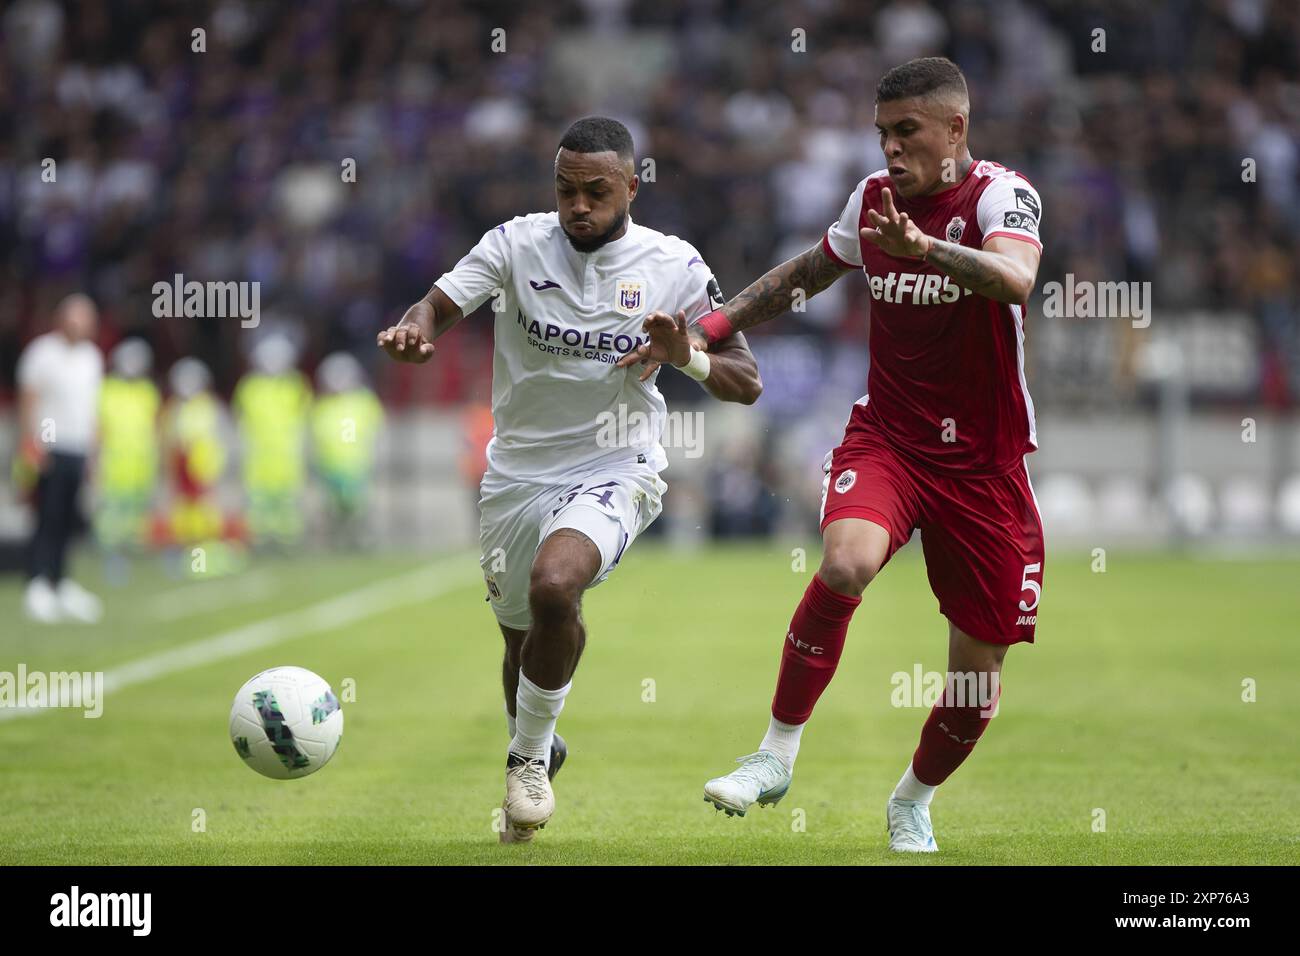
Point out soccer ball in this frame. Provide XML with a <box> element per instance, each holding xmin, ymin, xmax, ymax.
<box><xmin>229</xmin><ymin>666</ymin><xmax>343</xmax><ymax>779</ymax></box>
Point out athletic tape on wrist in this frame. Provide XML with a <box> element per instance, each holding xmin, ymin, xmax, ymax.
<box><xmin>677</xmin><ymin>347</ymin><xmax>711</xmax><ymax>382</ymax></box>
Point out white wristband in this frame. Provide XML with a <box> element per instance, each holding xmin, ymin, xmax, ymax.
<box><xmin>677</xmin><ymin>347</ymin><xmax>711</xmax><ymax>382</ymax></box>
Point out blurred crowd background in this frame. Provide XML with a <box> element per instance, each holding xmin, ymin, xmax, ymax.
<box><xmin>2</xmin><ymin>0</ymin><xmax>1300</xmax><ymax>577</ymax></box>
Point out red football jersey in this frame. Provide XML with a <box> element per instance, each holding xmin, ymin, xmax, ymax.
<box><xmin>823</xmin><ymin>160</ymin><xmax>1043</xmax><ymax>477</ymax></box>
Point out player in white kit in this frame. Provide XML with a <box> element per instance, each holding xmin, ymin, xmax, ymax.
<box><xmin>377</xmin><ymin>118</ymin><xmax>762</xmax><ymax>841</ymax></box>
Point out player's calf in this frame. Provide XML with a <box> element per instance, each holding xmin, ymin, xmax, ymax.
<box><xmin>522</xmin><ymin>529</ymin><xmax>599</xmax><ymax>687</ymax></box>
<box><xmin>501</xmin><ymin>532</ymin><xmax>597</xmax><ymax>835</ymax></box>
<box><xmin>885</xmin><ymin>631</ymin><xmax>1006</xmax><ymax>852</ymax></box>
<box><xmin>908</xmin><ymin>627</ymin><xmax>1006</xmax><ymax>787</ymax></box>
<box><xmin>910</xmin><ymin>690</ymin><xmax>1000</xmax><ymax>787</ymax></box>
<box><xmin>770</xmin><ymin>575</ymin><xmax>860</xmax><ymax>725</ymax></box>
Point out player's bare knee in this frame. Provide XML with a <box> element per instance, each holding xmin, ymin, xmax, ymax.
<box><xmin>527</xmin><ymin>566</ymin><xmax>585</xmax><ymax>621</ymax></box>
<box><xmin>817</xmin><ymin>551</ymin><xmax>878</xmax><ymax>596</ymax></box>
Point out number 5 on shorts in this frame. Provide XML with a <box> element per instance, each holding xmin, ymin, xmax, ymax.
<box><xmin>1018</xmin><ymin>562</ymin><xmax>1042</xmax><ymax>612</ymax></box>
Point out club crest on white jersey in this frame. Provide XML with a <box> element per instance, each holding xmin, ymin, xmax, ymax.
<box><xmin>615</xmin><ymin>279</ymin><xmax>646</xmax><ymax>317</ymax></box>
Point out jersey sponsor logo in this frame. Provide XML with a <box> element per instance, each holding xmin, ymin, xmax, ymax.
<box><xmin>866</xmin><ymin>271</ymin><xmax>974</xmax><ymax>305</ymax></box>
<box><xmin>1013</xmin><ymin>187</ymin><xmax>1040</xmax><ymax>220</ymax></box>
<box><xmin>1016</xmin><ymin>614</ymin><xmax>1036</xmax><ymax>626</ymax></box>
<box><xmin>1002</xmin><ymin>211</ymin><xmax>1039</xmax><ymax>235</ymax></box>
<box><xmin>514</xmin><ymin>308</ymin><xmax>648</xmax><ymax>362</ymax></box>
<box><xmin>946</xmin><ymin>216</ymin><xmax>967</xmax><ymax>243</ymax></box>
<box><xmin>786</xmin><ymin>630</ymin><xmax>824</xmax><ymax>655</ymax></box>
<box><xmin>834</xmin><ymin>469</ymin><xmax>856</xmax><ymax>493</ymax></box>
<box><xmin>615</xmin><ymin>279</ymin><xmax>645</xmax><ymax>316</ymax></box>
<box><xmin>529</xmin><ymin>278</ymin><xmax>561</xmax><ymax>291</ymax></box>
<box><xmin>706</xmin><ymin>276</ymin><xmax>725</xmax><ymax>310</ymax></box>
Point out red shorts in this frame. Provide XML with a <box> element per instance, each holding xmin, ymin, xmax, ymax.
<box><xmin>819</xmin><ymin>405</ymin><xmax>1045</xmax><ymax>645</ymax></box>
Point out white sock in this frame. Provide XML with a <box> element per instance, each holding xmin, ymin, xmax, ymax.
<box><xmin>510</xmin><ymin>669</ymin><xmax>570</xmax><ymax>765</ymax></box>
<box><xmin>892</xmin><ymin>762</ymin><xmax>937</xmax><ymax>805</ymax></box>
<box><xmin>505</xmin><ymin>702</ymin><xmax>517</xmax><ymax>740</ymax></box>
<box><xmin>759</xmin><ymin>716</ymin><xmax>804</xmax><ymax>771</ymax></box>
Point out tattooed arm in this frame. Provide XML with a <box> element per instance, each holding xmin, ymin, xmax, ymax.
<box><xmin>861</xmin><ymin>187</ymin><xmax>1040</xmax><ymax>304</ymax></box>
<box><xmin>709</xmin><ymin>241</ymin><xmax>854</xmax><ymax>337</ymax></box>
<box><xmin>916</xmin><ymin>236</ymin><xmax>1039</xmax><ymax>303</ymax></box>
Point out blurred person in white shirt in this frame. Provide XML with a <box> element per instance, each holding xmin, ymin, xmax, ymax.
<box><xmin>16</xmin><ymin>293</ymin><xmax>105</xmax><ymax>623</ymax></box>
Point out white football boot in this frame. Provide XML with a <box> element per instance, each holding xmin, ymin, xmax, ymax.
<box><xmin>703</xmin><ymin>751</ymin><xmax>792</xmax><ymax>816</ymax></box>
<box><xmin>503</xmin><ymin>752</ymin><xmax>554</xmax><ymax>831</ymax></box>
<box><xmin>24</xmin><ymin>577</ymin><xmax>62</xmax><ymax>624</ymax></box>
<box><xmin>499</xmin><ymin>734</ymin><xmax>566</xmax><ymax>844</ymax></box>
<box><xmin>498</xmin><ymin>799</ymin><xmax>534</xmax><ymax>844</ymax></box>
<box><xmin>56</xmin><ymin>579</ymin><xmax>103</xmax><ymax>624</ymax></box>
<box><xmin>887</xmin><ymin>797</ymin><xmax>938</xmax><ymax>852</ymax></box>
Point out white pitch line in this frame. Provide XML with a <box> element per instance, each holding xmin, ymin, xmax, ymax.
<box><xmin>0</xmin><ymin>553</ymin><xmax>479</xmax><ymax>722</ymax></box>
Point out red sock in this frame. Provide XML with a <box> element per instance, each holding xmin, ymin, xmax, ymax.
<box><xmin>911</xmin><ymin>686</ymin><xmax>1001</xmax><ymax>786</ymax></box>
<box><xmin>770</xmin><ymin>575</ymin><xmax>861</xmax><ymax>724</ymax></box>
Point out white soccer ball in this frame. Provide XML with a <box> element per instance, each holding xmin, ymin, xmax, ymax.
<box><xmin>229</xmin><ymin>666</ymin><xmax>343</xmax><ymax>779</ymax></box>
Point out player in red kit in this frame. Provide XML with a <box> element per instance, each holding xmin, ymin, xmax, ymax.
<box><xmin>688</xmin><ymin>57</ymin><xmax>1045</xmax><ymax>851</ymax></box>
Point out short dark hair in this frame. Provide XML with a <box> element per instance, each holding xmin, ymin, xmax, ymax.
<box><xmin>558</xmin><ymin>116</ymin><xmax>634</xmax><ymax>162</ymax></box>
<box><xmin>876</xmin><ymin>57</ymin><xmax>968</xmax><ymax>106</ymax></box>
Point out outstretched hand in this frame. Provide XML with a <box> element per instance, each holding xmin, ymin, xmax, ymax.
<box><xmin>615</xmin><ymin>309</ymin><xmax>706</xmax><ymax>382</ymax></box>
<box><xmin>860</xmin><ymin>187</ymin><xmax>932</xmax><ymax>259</ymax></box>
<box><xmin>377</xmin><ymin>321</ymin><xmax>435</xmax><ymax>363</ymax></box>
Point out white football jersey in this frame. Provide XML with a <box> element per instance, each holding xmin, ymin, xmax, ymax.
<box><xmin>435</xmin><ymin>212</ymin><xmax>723</xmax><ymax>483</ymax></box>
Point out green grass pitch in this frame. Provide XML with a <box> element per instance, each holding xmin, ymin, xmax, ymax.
<box><xmin>1</xmin><ymin>543</ymin><xmax>1297</xmax><ymax>865</ymax></box>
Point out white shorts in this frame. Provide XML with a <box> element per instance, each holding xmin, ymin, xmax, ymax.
<box><xmin>478</xmin><ymin>462</ymin><xmax>668</xmax><ymax>630</ymax></box>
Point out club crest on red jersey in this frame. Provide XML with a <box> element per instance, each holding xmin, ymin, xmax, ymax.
<box><xmin>946</xmin><ymin>216</ymin><xmax>967</xmax><ymax>243</ymax></box>
<box><xmin>835</xmin><ymin>469</ymin><xmax>857</xmax><ymax>494</ymax></box>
